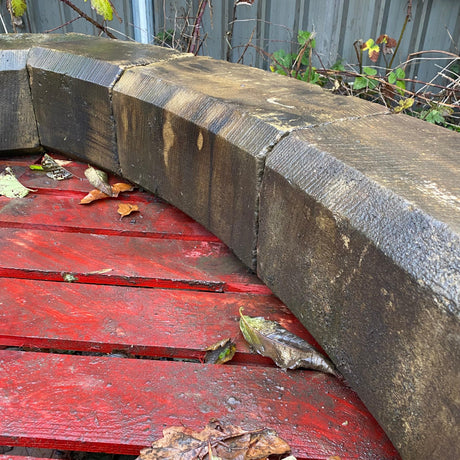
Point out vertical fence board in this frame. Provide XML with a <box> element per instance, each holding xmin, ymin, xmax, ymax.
<box><xmin>0</xmin><ymin>0</ymin><xmax>458</xmax><ymax>90</ymax></box>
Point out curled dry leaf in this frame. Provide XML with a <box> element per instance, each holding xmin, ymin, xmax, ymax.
<box><xmin>239</xmin><ymin>308</ymin><xmax>339</xmax><ymax>377</ymax></box>
<box><xmin>0</xmin><ymin>167</ymin><xmax>36</xmax><ymax>198</ymax></box>
<box><xmin>118</xmin><ymin>203</ymin><xmax>139</xmax><ymax>218</ymax></box>
<box><xmin>112</xmin><ymin>182</ymin><xmax>134</xmax><ymax>196</ymax></box>
<box><xmin>204</xmin><ymin>338</ymin><xmax>236</xmax><ymax>364</ymax></box>
<box><xmin>138</xmin><ymin>419</ymin><xmax>291</xmax><ymax>460</ymax></box>
<box><xmin>84</xmin><ymin>166</ymin><xmax>113</xmax><ymax>196</ymax></box>
<box><xmin>80</xmin><ymin>188</ymin><xmax>111</xmax><ymax>204</ymax></box>
<box><xmin>41</xmin><ymin>153</ymin><xmax>72</xmax><ymax>180</ymax></box>
<box><xmin>80</xmin><ymin>183</ymin><xmax>135</xmax><ymax>204</ymax></box>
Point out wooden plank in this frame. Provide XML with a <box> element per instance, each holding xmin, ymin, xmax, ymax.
<box><xmin>0</xmin><ymin>456</ymin><xmax>56</xmax><ymax>460</ymax></box>
<box><xmin>0</xmin><ymin>278</ymin><xmax>321</xmax><ymax>363</ymax></box>
<box><xmin>0</xmin><ymin>192</ymin><xmax>219</xmax><ymax>241</ymax></box>
<box><xmin>0</xmin><ymin>228</ymin><xmax>266</xmax><ymax>293</ymax></box>
<box><xmin>0</xmin><ymin>350</ymin><xmax>400</xmax><ymax>459</ymax></box>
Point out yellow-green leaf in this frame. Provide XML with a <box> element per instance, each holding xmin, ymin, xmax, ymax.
<box><xmin>85</xmin><ymin>0</ymin><xmax>113</xmax><ymax>21</ymax></box>
<box><xmin>361</xmin><ymin>38</ymin><xmax>380</xmax><ymax>63</ymax></box>
<box><xmin>11</xmin><ymin>0</ymin><xmax>27</xmax><ymax>17</ymax></box>
<box><xmin>394</xmin><ymin>97</ymin><xmax>414</xmax><ymax>113</ymax></box>
<box><xmin>204</xmin><ymin>338</ymin><xmax>236</xmax><ymax>364</ymax></box>
<box><xmin>0</xmin><ymin>167</ymin><xmax>35</xmax><ymax>198</ymax></box>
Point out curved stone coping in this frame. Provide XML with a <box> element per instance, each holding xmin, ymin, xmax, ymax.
<box><xmin>1</xmin><ymin>34</ymin><xmax>459</xmax><ymax>460</ymax></box>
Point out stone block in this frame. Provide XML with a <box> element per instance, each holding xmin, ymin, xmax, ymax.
<box><xmin>258</xmin><ymin>114</ymin><xmax>460</xmax><ymax>460</ymax></box>
<box><xmin>0</xmin><ymin>34</ymin><xmax>100</xmax><ymax>153</ymax></box>
<box><xmin>113</xmin><ymin>56</ymin><xmax>387</xmax><ymax>267</ymax></box>
<box><xmin>0</xmin><ymin>47</ymin><xmax>38</xmax><ymax>152</ymax></box>
<box><xmin>26</xmin><ymin>36</ymin><xmax>181</xmax><ymax>172</ymax></box>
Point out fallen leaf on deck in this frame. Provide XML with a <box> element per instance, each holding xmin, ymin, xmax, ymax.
<box><xmin>54</xmin><ymin>159</ymin><xmax>72</xmax><ymax>166</ymax></box>
<box><xmin>80</xmin><ymin>188</ymin><xmax>111</xmax><ymax>204</ymax></box>
<box><xmin>80</xmin><ymin>182</ymin><xmax>135</xmax><ymax>205</ymax></box>
<box><xmin>41</xmin><ymin>153</ymin><xmax>73</xmax><ymax>180</ymax></box>
<box><xmin>84</xmin><ymin>166</ymin><xmax>113</xmax><ymax>196</ymax></box>
<box><xmin>112</xmin><ymin>182</ymin><xmax>135</xmax><ymax>196</ymax></box>
<box><xmin>204</xmin><ymin>338</ymin><xmax>236</xmax><ymax>364</ymax></box>
<box><xmin>118</xmin><ymin>203</ymin><xmax>139</xmax><ymax>218</ymax></box>
<box><xmin>86</xmin><ymin>268</ymin><xmax>113</xmax><ymax>275</ymax></box>
<box><xmin>239</xmin><ymin>308</ymin><xmax>338</xmax><ymax>377</ymax></box>
<box><xmin>138</xmin><ymin>419</ymin><xmax>292</xmax><ymax>460</ymax></box>
<box><xmin>62</xmin><ymin>272</ymin><xmax>78</xmax><ymax>283</ymax></box>
<box><xmin>0</xmin><ymin>167</ymin><xmax>36</xmax><ymax>198</ymax></box>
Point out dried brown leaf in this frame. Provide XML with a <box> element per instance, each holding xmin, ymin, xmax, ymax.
<box><xmin>112</xmin><ymin>182</ymin><xmax>134</xmax><ymax>196</ymax></box>
<box><xmin>118</xmin><ymin>203</ymin><xmax>139</xmax><ymax>218</ymax></box>
<box><xmin>41</xmin><ymin>154</ymin><xmax>73</xmax><ymax>180</ymax></box>
<box><xmin>79</xmin><ymin>188</ymin><xmax>111</xmax><ymax>204</ymax></box>
<box><xmin>138</xmin><ymin>419</ymin><xmax>291</xmax><ymax>460</ymax></box>
<box><xmin>239</xmin><ymin>308</ymin><xmax>339</xmax><ymax>377</ymax></box>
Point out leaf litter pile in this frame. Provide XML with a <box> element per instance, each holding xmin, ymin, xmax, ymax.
<box><xmin>1</xmin><ymin>153</ymin><xmax>343</xmax><ymax>459</ymax></box>
<box><xmin>138</xmin><ymin>419</ymin><xmax>294</xmax><ymax>460</ymax></box>
<box><xmin>0</xmin><ymin>153</ymin><xmax>138</xmax><ymax>218</ymax></box>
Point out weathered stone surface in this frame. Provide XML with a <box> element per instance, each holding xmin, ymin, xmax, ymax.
<box><xmin>0</xmin><ymin>34</ymin><xmax>100</xmax><ymax>153</ymax></box>
<box><xmin>258</xmin><ymin>115</ymin><xmax>460</xmax><ymax>460</ymax></box>
<box><xmin>0</xmin><ymin>48</ymin><xmax>38</xmax><ymax>152</ymax></box>
<box><xmin>113</xmin><ymin>56</ymin><xmax>387</xmax><ymax>267</ymax></box>
<box><xmin>26</xmin><ymin>36</ymin><xmax>182</xmax><ymax>172</ymax></box>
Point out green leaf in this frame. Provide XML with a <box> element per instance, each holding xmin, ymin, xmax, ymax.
<box><xmin>353</xmin><ymin>76</ymin><xmax>368</xmax><ymax>90</ymax></box>
<box><xmin>363</xmin><ymin>66</ymin><xmax>377</xmax><ymax>76</ymax></box>
<box><xmin>85</xmin><ymin>0</ymin><xmax>113</xmax><ymax>21</ymax></box>
<box><xmin>395</xmin><ymin>67</ymin><xmax>405</xmax><ymax>79</ymax></box>
<box><xmin>272</xmin><ymin>49</ymin><xmax>293</xmax><ymax>71</ymax></box>
<box><xmin>239</xmin><ymin>308</ymin><xmax>338</xmax><ymax>376</ymax></box>
<box><xmin>298</xmin><ymin>30</ymin><xmax>315</xmax><ymax>48</ymax></box>
<box><xmin>331</xmin><ymin>59</ymin><xmax>345</xmax><ymax>72</ymax></box>
<box><xmin>388</xmin><ymin>71</ymin><xmax>396</xmax><ymax>84</ymax></box>
<box><xmin>0</xmin><ymin>167</ymin><xmax>35</xmax><ymax>198</ymax></box>
<box><xmin>396</xmin><ymin>79</ymin><xmax>406</xmax><ymax>95</ymax></box>
<box><xmin>10</xmin><ymin>0</ymin><xmax>27</xmax><ymax>17</ymax></box>
<box><xmin>354</xmin><ymin>74</ymin><xmax>377</xmax><ymax>91</ymax></box>
<box><xmin>422</xmin><ymin>109</ymin><xmax>446</xmax><ymax>124</ymax></box>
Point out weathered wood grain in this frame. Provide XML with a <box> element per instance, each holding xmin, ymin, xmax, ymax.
<box><xmin>0</xmin><ymin>350</ymin><xmax>400</xmax><ymax>459</ymax></box>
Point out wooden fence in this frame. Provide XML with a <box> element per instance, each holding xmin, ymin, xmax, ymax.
<box><xmin>1</xmin><ymin>0</ymin><xmax>459</xmax><ymax>88</ymax></box>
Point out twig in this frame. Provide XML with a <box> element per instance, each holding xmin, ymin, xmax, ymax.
<box><xmin>57</xmin><ymin>0</ymin><xmax>117</xmax><ymax>39</ymax></box>
<box><xmin>187</xmin><ymin>0</ymin><xmax>208</xmax><ymax>54</ymax></box>
<box><xmin>236</xmin><ymin>27</ymin><xmax>256</xmax><ymax>64</ymax></box>
<box><xmin>45</xmin><ymin>16</ymin><xmax>81</xmax><ymax>33</ymax></box>
<box><xmin>388</xmin><ymin>0</ymin><xmax>412</xmax><ymax>68</ymax></box>
<box><xmin>226</xmin><ymin>1</ymin><xmax>238</xmax><ymax>61</ymax></box>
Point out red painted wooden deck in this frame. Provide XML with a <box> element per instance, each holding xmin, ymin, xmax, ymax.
<box><xmin>0</xmin><ymin>154</ymin><xmax>400</xmax><ymax>460</ymax></box>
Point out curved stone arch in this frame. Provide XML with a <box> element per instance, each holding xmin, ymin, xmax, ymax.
<box><xmin>1</xmin><ymin>33</ymin><xmax>459</xmax><ymax>460</ymax></box>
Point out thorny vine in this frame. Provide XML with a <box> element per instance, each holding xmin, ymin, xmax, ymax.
<box><xmin>2</xmin><ymin>0</ymin><xmax>459</xmax><ymax>130</ymax></box>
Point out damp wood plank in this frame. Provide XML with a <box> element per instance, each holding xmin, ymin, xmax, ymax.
<box><xmin>0</xmin><ymin>278</ymin><xmax>320</xmax><ymax>363</ymax></box>
<box><xmin>0</xmin><ymin>192</ymin><xmax>219</xmax><ymax>241</ymax></box>
<box><xmin>0</xmin><ymin>350</ymin><xmax>400</xmax><ymax>460</ymax></box>
<box><xmin>0</xmin><ymin>227</ymin><xmax>266</xmax><ymax>293</ymax></box>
